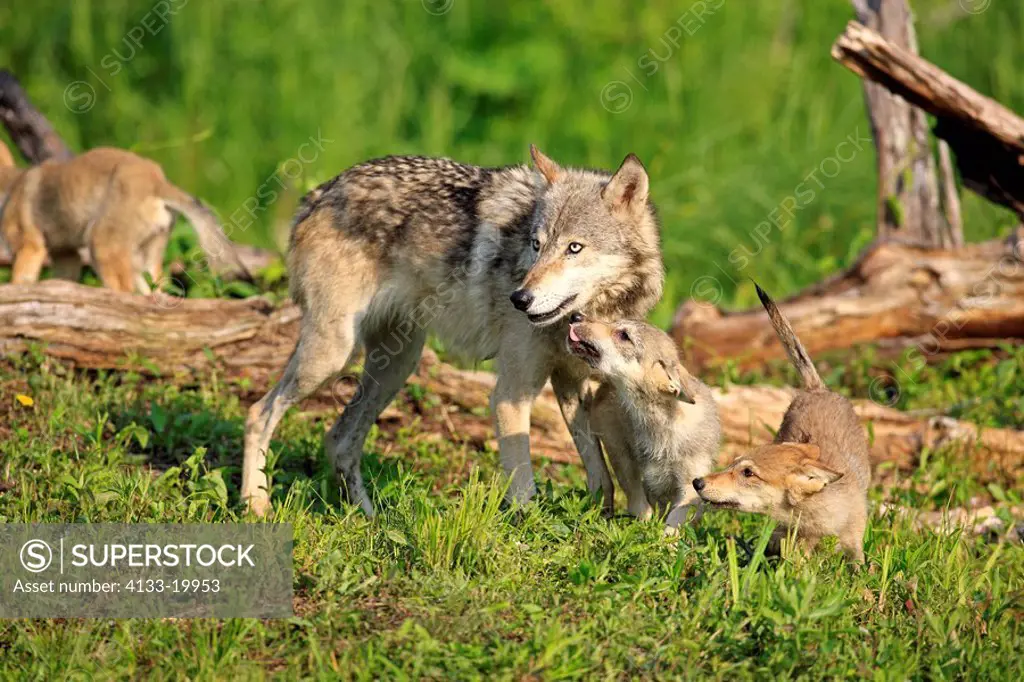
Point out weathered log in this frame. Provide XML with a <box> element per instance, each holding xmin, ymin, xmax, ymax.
<box><xmin>832</xmin><ymin>21</ymin><xmax>1024</xmax><ymax>219</ymax></box>
<box><xmin>0</xmin><ymin>70</ymin><xmax>74</xmax><ymax>164</ymax></box>
<box><xmin>673</xmin><ymin>232</ymin><xmax>1024</xmax><ymax>370</ymax></box>
<box><xmin>0</xmin><ymin>242</ymin><xmax>280</xmax><ymax>278</ymax></box>
<box><xmin>0</xmin><ymin>281</ymin><xmax>298</xmax><ymax>379</ymax></box>
<box><xmin>1</xmin><ymin>281</ymin><xmax>1021</xmax><ymax>481</ymax></box>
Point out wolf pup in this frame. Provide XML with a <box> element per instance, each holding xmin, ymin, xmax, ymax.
<box><xmin>242</xmin><ymin>147</ymin><xmax>664</xmax><ymax>516</ymax></box>
<box><xmin>566</xmin><ymin>315</ymin><xmax>720</xmax><ymax>526</ymax></box>
<box><xmin>0</xmin><ymin>147</ymin><xmax>247</xmax><ymax>292</ymax></box>
<box><xmin>693</xmin><ymin>284</ymin><xmax>870</xmax><ymax>563</ymax></box>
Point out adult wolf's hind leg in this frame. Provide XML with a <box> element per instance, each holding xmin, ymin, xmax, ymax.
<box><xmin>325</xmin><ymin>320</ymin><xmax>427</xmax><ymax>516</ymax></box>
<box><xmin>242</xmin><ymin>315</ymin><xmax>359</xmax><ymax>516</ymax></box>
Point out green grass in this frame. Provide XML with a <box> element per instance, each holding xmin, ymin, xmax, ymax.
<box><xmin>0</xmin><ymin>352</ymin><xmax>1020</xmax><ymax>680</ymax></box>
<box><xmin>2</xmin><ymin>1</ymin><xmax>1024</xmax><ymax>323</ymax></box>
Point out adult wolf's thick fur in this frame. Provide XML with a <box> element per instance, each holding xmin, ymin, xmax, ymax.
<box><xmin>242</xmin><ymin>147</ymin><xmax>664</xmax><ymax>516</ymax></box>
<box><xmin>0</xmin><ymin>146</ymin><xmax>247</xmax><ymax>291</ymax></box>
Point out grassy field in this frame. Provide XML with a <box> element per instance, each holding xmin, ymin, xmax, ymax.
<box><xmin>0</xmin><ymin>347</ymin><xmax>1021</xmax><ymax>679</ymax></box>
<box><xmin>2</xmin><ymin>1</ymin><xmax>1024</xmax><ymax>321</ymax></box>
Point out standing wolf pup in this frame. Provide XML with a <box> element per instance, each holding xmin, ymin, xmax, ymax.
<box><xmin>0</xmin><ymin>146</ymin><xmax>247</xmax><ymax>292</ymax></box>
<box><xmin>693</xmin><ymin>284</ymin><xmax>870</xmax><ymax>563</ymax></box>
<box><xmin>242</xmin><ymin>147</ymin><xmax>664</xmax><ymax>516</ymax></box>
<box><xmin>566</xmin><ymin>315</ymin><xmax>720</xmax><ymax>527</ymax></box>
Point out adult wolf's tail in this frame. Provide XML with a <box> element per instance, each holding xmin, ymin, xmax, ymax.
<box><xmin>755</xmin><ymin>282</ymin><xmax>823</xmax><ymax>391</ymax></box>
<box><xmin>160</xmin><ymin>182</ymin><xmax>251</xmax><ymax>280</ymax></box>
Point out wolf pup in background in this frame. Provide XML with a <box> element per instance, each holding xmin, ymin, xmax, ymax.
<box><xmin>242</xmin><ymin>146</ymin><xmax>664</xmax><ymax>516</ymax></box>
<box><xmin>0</xmin><ymin>147</ymin><xmax>248</xmax><ymax>292</ymax></box>
<box><xmin>566</xmin><ymin>314</ymin><xmax>720</xmax><ymax>526</ymax></box>
<box><xmin>693</xmin><ymin>284</ymin><xmax>870</xmax><ymax>563</ymax></box>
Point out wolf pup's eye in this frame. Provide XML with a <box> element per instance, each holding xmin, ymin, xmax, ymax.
<box><xmin>531</xmin><ymin>238</ymin><xmax>541</xmax><ymax>251</ymax></box>
<box><xmin>567</xmin><ymin>242</ymin><xmax>583</xmax><ymax>254</ymax></box>
<box><xmin>614</xmin><ymin>329</ymin><xmax>631</xmax><ymax>343</ymax></box>
<box><xmin>742</xmin><ymin>467</ymin><xmax>754</xmax><ymax>478</ymax></box>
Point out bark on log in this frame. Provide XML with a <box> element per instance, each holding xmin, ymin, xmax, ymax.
<box><xmin>1</xmin><ymin>281</ymin><xmax>1020</xmax><ymax>481</ymax></box>
<box><xmin>832</xmin><ymin>21</ymin><xmax>1024</xmax><ymax>219</ymax></box>
<box><xmin>0</xmin><ymin>243</ymin><xmax>280</xmax><ymax>278</ymax></box>
<box><xmin>850</xmin><ymin>0</ymin><xmax>949</xmax><ymax>246</ymax></box>
<box><xmin>0</xmin><ymin>70</ymin><xmax>74</xmax><ymax>164</ymax></box>
<box><xmin>673</xmin><ymin>233</ymin><xmax>1024</xmax><ymax>371</ymax></box>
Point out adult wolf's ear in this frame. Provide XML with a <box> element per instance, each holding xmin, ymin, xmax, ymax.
<box><xmin>530</xmin><ymin>145</ymin><xmax>562</xmax><ymax>184</ymax></box>
<box><xmin>651</xmin><ymin>360</ymin><xmax>696</xmax><ymax>404</ymax></box>
<box><xmin>602</xmin><ymin>153</ymin><xmax>649</xmax><ymax>219</ymax></box>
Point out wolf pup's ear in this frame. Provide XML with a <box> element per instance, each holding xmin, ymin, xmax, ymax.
<box><xmin>530</xmin><ymin>145</ymin><xmax>562</xmax><ymax>184</ymax></box>
<box><xmin>602</xmin><ymin>153</ymin><xmax>649</xmax><ymax>219</ymax></box>
<box><xmin>651</xmin><ymin>360</ymin><xmax>695</xmax><ymax>404</ymax></box>
<box><xmin>785</xmin><ymin>458</ymin><xmax>843</xmax><ymax>504</ymax></box>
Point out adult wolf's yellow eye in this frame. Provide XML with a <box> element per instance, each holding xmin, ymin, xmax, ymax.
<box><xmin>567</xmin><ymin>242</ymin><xmax>583</xmax><ymax>254</ymax></box>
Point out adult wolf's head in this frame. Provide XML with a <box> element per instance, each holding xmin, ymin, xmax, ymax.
<box><xmin>509</xmin><ymin>146</ymin><xmax>663</xmax><ymax>327</ymax></box>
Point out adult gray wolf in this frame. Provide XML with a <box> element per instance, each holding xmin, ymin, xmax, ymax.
<box><xmin>693</xmin><ymin>284</ymin><xmax>870</xmax><ymax>563</ymax></box>
<box><xmin>241</xmin><ymin>146</ymin><xmax>664</xmax><ymax>516</ymax></box>
<box><xmin>0</xmin><ymin>146</ymin><xmax>247</xmax><ymax>292</ymax></box>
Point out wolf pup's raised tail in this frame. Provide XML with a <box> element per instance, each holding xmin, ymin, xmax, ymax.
<box><xmin>755</xmin><ymin>282</ymin><xmax>823</xmax><ymax>391</ymax></box>
<box><xmin>160</xmin><ymin>182</ymin><xmax>252</xmax><ymax>280</ymax></box>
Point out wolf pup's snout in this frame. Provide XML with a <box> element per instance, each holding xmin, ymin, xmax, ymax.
<box><xmin>692</xmin><ymin>478</ymin><xmax>706</xmax><ymax>492</ymax></box>
<box><xmin>568</xmin><ymin>312</ymin><xmax>585</xmax><ymax>324</ymax></box>
<box><xmin>509</xmin><ymin>289</ymin><xmax>534</xmax><ymax>311</ymax></box>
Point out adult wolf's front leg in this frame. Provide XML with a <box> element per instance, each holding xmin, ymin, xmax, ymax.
<box><xmin>550</xmin><ymin>366</ymin><xmax>614</xmax><ymax>514</ymax></box>
<box><xmin>491</xmin><ymin>339</ymin><xmax>550</xmax><ymax>505</ymax></box>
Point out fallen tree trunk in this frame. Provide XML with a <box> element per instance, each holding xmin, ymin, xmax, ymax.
<box><xmin>0</xmin><ymin>70</ymin><xmax>74</xmax><ymax>164</ymax></box>
<box><xmin>832</xmin><ymin>21</ymin><xmax>1024</xmax><ymax>219</ymax></box>
<box><xmin>2</xmin><ymin>281</ymin><xmax>1021</xmax><ymax>481</ymax></box>
<box><xmin>673</xmin><ymin>231</ymin><xmax>1024</xmax><ymax>370</ymax></box>
<box><xmin>0</xmin><ymin>243</ymin><xmax>280</xmax><ymax>279</ymax></box>
<box><xmin>0</xmin><ymin>281</ymin><xmax>298</xmax><ymax>379</ymax></box>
